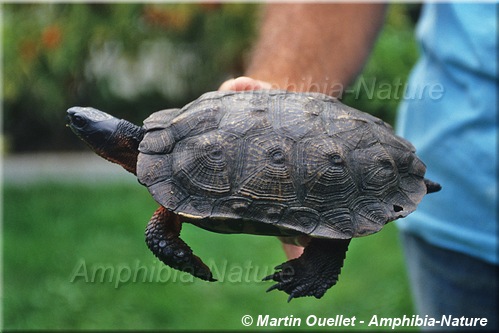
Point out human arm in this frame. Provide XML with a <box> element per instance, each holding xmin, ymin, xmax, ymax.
<box><xmin>243</xmin><ymin>3</ymin><xmax>387</xmax><ymax>96</ymax></box>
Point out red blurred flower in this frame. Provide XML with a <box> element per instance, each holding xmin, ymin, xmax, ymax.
<box><xmin>42</xmin><ymin>25</ymin><xmax>62</xmax><ymax>50</ymax></box>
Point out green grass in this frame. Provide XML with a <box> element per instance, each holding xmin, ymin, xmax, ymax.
<box><xmin>3</xmin><ymin>182</ymin><xmax>414</xmax><ymax>330</ymax></box>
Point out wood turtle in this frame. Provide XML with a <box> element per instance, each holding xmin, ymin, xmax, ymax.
<box><xmin>66</xmin><ymin>90</ymin><xmax>441</xmax><ymax>301</ymax></box>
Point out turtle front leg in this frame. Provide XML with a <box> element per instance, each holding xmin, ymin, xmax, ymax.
<box><xmin>145</xmin><ymin>206</ymin><xmax>215</xmax><ymax>281</ymax></box>
<box><xmin>264</xmin><ymin>238</ymin><xmax>350</xmax><ymax>302</ymax></box>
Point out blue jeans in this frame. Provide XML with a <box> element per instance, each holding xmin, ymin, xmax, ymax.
<box><xmin>401</xmin><ymin>232</ymin><xmax>498</xmax><ymax>331</ymax></box>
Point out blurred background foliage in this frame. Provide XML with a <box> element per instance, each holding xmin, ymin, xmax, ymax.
<box><xmin>4</xmin><ymin>2</ymin><xmax>258</xmax><ymax>152</ymax></box>
<box><xmin>3</xmin><ymin>3</ymin><xmax>419</xmax><ymax>153</ymax></box>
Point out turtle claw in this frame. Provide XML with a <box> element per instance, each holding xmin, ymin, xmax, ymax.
<box><xmin>265</xmin><ymin>284</ymin><xmax>279</xmax><ymax>293</ymax></box>
<box><xmin>266</xmin><ymin>280</ymin><xmax>303</xmax><ymax>303</ymax></box>
<box><xmin>263</xmin><ymin>238</ymin><xmax>350</xmax><ymax>301</ymax></box>
<box><xmin>262</xmin><ymin>268</ymin><xmax>286</xmax><ymax>282</ymax></box>
<box><xmin>262</xmin><ymin>275</ymin><xmax>273</xmax><ymax>282</ymax></box>
<box><xmin>264</xmin><ymin>260</ymin><xmax>325</xmax><ymax>301</ymax></box>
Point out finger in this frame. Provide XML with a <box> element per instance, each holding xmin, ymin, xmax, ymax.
<box><xmin>218</xmin><ymin>76</ymin><xmax>273</xmax><ymax>91</ymax></box>
<box><xmin>282</xmin><ymin>243</ymin><xmax>304</xmax><ymax>260</ymax></box>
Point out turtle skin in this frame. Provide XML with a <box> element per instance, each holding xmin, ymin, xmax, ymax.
<box><xmin>67</xmin><ymin>90</ymin><xmax>441</xmax><ymax>301</ymax></box>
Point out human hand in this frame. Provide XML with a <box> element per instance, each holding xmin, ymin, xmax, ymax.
<box><xmin>218</xmin><ymin>76</ymin><xmax>310</xmax><ymax>260</ymax></box>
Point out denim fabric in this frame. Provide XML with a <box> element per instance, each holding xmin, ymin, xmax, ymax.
<box><xmin>401</xmin><ymin>232</ymin><xmax>498</xmax><ymax>331</ymax></box>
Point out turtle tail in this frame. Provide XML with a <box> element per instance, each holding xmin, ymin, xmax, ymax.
<box><xmin>424</xmin><ymin>178</ymin><xmax>442</xmax><ymax>194</ymax></box>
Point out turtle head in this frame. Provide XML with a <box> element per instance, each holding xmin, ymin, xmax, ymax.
<box><xmin>67</xmin><ymin>107</ymin><xmax>121</xmax><ymax>149</ymax></box>
<box><xmin>67</xmin><ymin>107</ymin><xmax>145</xmax><ymax>175</ymax></box>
